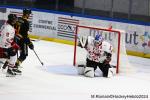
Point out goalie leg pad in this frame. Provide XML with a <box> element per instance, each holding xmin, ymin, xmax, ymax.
<box><xmin>76</xmin><ymin>65</ymin><xmax>85</xmax><ymax>75</ymax></box>
<box><xmin>107</xmin><ymin>68</ymin><xmax>115</xmax><ymax>78</ymax></box>
<box><xmin>99</xmin><ymin>63</ymin><xmax>110</xmax><ymax>77</ymax></box>
<box><xmin>99</xmin><ymin>63</ymin><xmax>115</xmax><ymax>78</ymax></box>
<box><xmin>84</xmin><ymin>67</ymin><xmax>94</xmax><ymax>78</ymax></box>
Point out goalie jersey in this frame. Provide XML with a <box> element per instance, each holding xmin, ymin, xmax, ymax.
<box><xmin>84</xmin><ymin>36</ymin><xmax>113</xmax><ymax>63</ymax></box>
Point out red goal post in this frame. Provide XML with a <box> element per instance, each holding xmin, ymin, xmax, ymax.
<box><xmin>73</xmin><ymin>25</ymin><xmax>122</xmax><ymax>74</ymax></box>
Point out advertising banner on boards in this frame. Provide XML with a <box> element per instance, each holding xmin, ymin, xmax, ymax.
<box><xmin>5</xmin><ymin>8</ymin><xmax>150</xmax><ymax>56</ymax></box>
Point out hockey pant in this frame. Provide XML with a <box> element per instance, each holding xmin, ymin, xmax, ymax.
<box><xmin>0</xmin><ymin>47</ymin><xmax>18</xmax><ymax>58</ymax></box>
<box><xmin>0</xmin><ymin>47</ymin><xmax>17</xmax><ymax>68</ymax></box>
<box><xmin>86</xmin><ymin>58</ymin><xmax>111</xmax><ymax>77</ymax></box>
<box><xmin>18</xmin><ymin>42</ymin><xmax>28</xmax><ymax>62</ymax></box>
<box><xmin>0</xmin><ymin>47</ymin><xmax>8</xmax><ymax>58</ymax></box>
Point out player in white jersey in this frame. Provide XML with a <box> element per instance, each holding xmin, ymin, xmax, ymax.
<box><xmin>0</xmin><ymin>14</ymin><xmax>19</xmax><ymax>77</ymax></box>
<box><xmin>77</xmin><ymin>34</ymin><xmax>114</xmax><ymax>78</ymax></box>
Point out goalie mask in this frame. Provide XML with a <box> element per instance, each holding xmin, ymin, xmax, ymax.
<box><xmin>94</xmin><ymin>34</ymin><xmax>103</xmax><ymax>45</ymax></box>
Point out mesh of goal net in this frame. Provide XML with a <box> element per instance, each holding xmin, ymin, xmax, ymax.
<box><xmin>73</xmin><ymin>25</ymin><xmax>135</xmax><ymax>74</ymax></box>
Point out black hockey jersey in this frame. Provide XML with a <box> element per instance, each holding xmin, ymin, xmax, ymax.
<box><xmin>15</xmin><ymin>17</ymin><xmax>29</xmax><ymax>39</ymax></box>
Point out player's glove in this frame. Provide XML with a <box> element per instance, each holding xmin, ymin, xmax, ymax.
<box><xmin>28</xmin><ymin>42</ymin><xmax>34</xmax><ymax>50</ymax></box>
<box><xmin>24</xmin><ymin>37</ymin><xmax>30</xmax><ymax>44</ymax></box>
<box><xmin>11</xmin><ymin>42</ymin><xmax>20</xmax><ymax>50</ymax></box>
<box><xmin>7</xmin><ymin>47</ymin><xmax>18</xmax><ymax>57</ymax></box>
<box><xmin>24</xmin><ymin>37</ymin><xmax>34</xmax><ymax>50</ymax></box>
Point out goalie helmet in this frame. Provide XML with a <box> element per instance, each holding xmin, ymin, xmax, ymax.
<box><xmin>94</xmin><ymin>34</ymin><xmax>103</xmax><ymax>44</ymax></box>
<box><xmin>23</xmin><ymin>8</ymin><xmax>31</xmax><ymax>15</ymax></box>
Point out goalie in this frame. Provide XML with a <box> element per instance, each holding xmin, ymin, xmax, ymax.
<box><xmin>77</xmin><ymin>34</ymin><xmax>114</xmax><ymax>78</ymax></box>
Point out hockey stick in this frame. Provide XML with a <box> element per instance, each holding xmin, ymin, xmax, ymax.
<box><xmin>33</xmin><ymin>49</ymin><xmax>44</xmax><ymax>66</ymax></box>
<box><xmin>31</xmin><ymin>39</ymin><xmax>41</xmax><ymax>42</ymax></box>
<box><xmin>31</xmin><ymin>36</ymin><xmax>45</xmax><ymax>42</ymax></box>
<box><xmin>0</xmin><ymin>60</ymin><xmax>4</xmax><ymax>65</ymax></box>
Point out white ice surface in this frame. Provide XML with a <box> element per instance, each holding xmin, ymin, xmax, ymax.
<box><xmin>0</xmin><ymin>40</ymin><xmax>150</xmax><ymax>100</ymax></box>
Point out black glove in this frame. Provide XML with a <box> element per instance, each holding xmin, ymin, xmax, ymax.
<box><xmin>104</xmin><ymin>51</ymin><xmax>112</xmax><ymax>58</ymax></box>
<box><xmin>24</xmin><ymin>38</ymin><xmax>30</xmax><ymax>44</ymax></box>
<box><xmin>24</xmin><ymin>37</ymin><xmax>34</xmax><ymax>50</ymax></box>
<box><xmin>103</xmin><ymin>52</ymin><xmax>112</xmax><ymax>65</ymax></box>
<box><xmin>28</xmin><ymin>42</ymin><xmax>34</xmax><ymax>50</ymax></box>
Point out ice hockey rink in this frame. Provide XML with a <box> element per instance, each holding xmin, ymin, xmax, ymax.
<box><xmin>0</xmin><ymin>40</ymin><xmax>150</xmax><ymax>100</ymax></box>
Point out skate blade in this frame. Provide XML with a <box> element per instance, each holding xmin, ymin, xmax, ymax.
<box><xmin>15</xmin><ymin>73</ymin><xmax>22</xmax><ymax>75</ymax></box>
<box><xmin>6</xmin><ymin>74</ymin><xmax>16</xmax><ymax>77</ymax></box>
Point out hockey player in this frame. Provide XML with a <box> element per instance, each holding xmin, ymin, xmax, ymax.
<box><xmin>0</xmin><ymin>14</ymin><xmax>19</xmax><ymax>77</ymax></box>
<box><xmin>2</xmin><ymin>8</ymin><xmax>34</xmax><ymax>74</ymax></box>
<box><xmin>14</xmin><ymin>8</ymin><xmax>34</xmax><ymax>73</ymax></box>
<box><xmin>77</xmin><ymin>34</ymin><xmax>114</xmax><ymax>78</ymax></box>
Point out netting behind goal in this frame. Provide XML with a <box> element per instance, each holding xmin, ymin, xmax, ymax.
<box><xmin>73</xmin><ymin>25</ymin><xmax>134</xmax><ymax>74</ymax></box>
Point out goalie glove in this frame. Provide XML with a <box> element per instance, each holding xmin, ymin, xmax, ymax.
<box><xmin>28</xmin><ymin>42</ymin><xmax>34</xmax><ymax>50</ymax></box>
<box><xmin>78</xmin><ymin>36</ymin><xmax>87</xmax><ymax>48</ymax></box>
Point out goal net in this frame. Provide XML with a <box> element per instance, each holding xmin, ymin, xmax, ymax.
<box><xmin>73</xmin><ymin>25</ymin><xmax>134</xmax><ymax>74</ymax></box>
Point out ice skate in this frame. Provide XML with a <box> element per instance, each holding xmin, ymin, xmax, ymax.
<box><xmin>6</xmin><ymin>68</ymin><xmax>16</xmax><ymax>77</ymax></box>
<box><xmin>12</xmin><ymin>68</ymin><xmax>22</xmax><ymax>75</ymax></box>
<box><xmin>15</xmin><ymin>59</ymin><xmax>23</xmax><ymax>68</ymax></box>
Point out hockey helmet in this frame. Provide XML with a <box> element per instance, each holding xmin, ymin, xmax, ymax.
<box><xmin>23</xmin><ymin>8</ymin><xmax>32</xmax><ymax>15</ymax></box>
<box><xmin>8</xmin><ymin>14</ymin><xmax>17</xmax><ymax>22</ymax></box>
<box><xmin>94</xmin><ymin>34</ymin><xmax>103</xmax><ymax>44</ymax></box>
